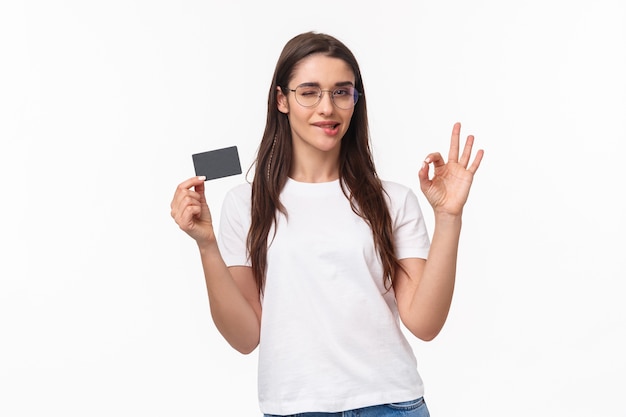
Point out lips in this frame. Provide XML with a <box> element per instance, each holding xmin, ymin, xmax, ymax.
<box><xmin>313</xmin><ymin>121</ymin><xmax>340</xmax><ymax>129</ymax></box>
<box><xmin>312</xmin><ymin>121</ymin><xmax>341</xmax><ymax>136</ymax></box>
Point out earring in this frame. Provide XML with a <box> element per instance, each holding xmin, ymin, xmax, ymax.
<box><xmin>267</xmin><ymin>135</ymin><xmax>277</xmax><ymax>181</ymax></box>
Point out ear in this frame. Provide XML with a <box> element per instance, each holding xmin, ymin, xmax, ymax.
<box><xmin>276</xmin><ymin>86</ymin><xmax>289</xmax><ymax>114</ymax></box>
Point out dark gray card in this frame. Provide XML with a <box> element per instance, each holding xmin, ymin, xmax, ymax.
<box><xmin>192</xmin><ymin>146</ymin><xmax>242</xmax><ymax>181</ymax></box>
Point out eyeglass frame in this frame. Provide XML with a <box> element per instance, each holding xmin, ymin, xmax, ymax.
<box><xmin>283</xmin><ymin>84</ymin><xmax>362</xmax><ymax>109</ymax></box>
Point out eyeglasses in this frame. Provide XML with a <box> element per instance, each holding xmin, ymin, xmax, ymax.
<box><xmin>286</xmin><ymin>85</ymin><xmax>361</xmax><ymax>110</ymax></box>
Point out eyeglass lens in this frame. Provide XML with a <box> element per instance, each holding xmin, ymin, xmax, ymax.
<box><xmin>294</xmin><ymin>86</ymin><xmax>358</xmax><ymax>109</ymax></box>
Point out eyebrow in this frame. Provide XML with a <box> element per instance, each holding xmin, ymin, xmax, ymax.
<box><xmin>297</xmin><ymin>81</ymin><xmax>355</xmax><ymax>88</ymax></box>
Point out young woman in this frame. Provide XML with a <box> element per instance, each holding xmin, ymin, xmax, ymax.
<box><xmin>170</xmin><ymin>31</ymin><xmax>483</xmax><ymax>417</ymax></box>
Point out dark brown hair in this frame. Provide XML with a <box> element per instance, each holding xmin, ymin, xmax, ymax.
<box><xmin>247</xmin><ymin>31</ymin><xmax>400</xmax><ymax>294</ymax></box>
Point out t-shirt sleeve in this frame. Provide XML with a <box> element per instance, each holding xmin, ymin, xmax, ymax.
<box><xmin>217</xmin><ymin>185</ymin><xmax>252</xmax><ymax>267</ymax></box>
<box><xmin>389</xmin><ymin>185</ymin><xmax>431</xmax><ymax>260</ymax></box>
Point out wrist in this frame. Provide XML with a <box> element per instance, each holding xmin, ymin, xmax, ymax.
<box><xmin>197</xmin><ymin>233</ymin><xmax>219</xmax><ymax>254</ymax></box>
<box><xmin>433</xmin><ymin>211</ymin><xmax>463</xmax><ymax>227</ymax></box>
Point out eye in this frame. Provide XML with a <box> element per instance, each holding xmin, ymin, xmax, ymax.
<box><xmin>298</xmin><ymin>87</ymin><xmax>320</xmax><ymax>97</ymax></box>
<box><xmin>333</xmin><ymin>88</ymin><xmax>351</xmax><ymax>96</ymax></box>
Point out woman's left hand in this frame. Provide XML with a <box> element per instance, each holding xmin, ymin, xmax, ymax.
<box><xmin>418</xmin><ymin>122</ymin><xmax>484</xmax><ymax>216</ymax></box>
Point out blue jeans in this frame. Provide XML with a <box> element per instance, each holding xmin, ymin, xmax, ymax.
<box><xmin>264</xmin><ymin>397</ymin><xmax>430</xmax><ymax>417</ymax></box>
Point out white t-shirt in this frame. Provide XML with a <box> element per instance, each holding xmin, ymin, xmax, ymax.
<box><xmin>218</xmin><ymin>178</ymin><xmax>431</xmax><ymax>415</ymax></box>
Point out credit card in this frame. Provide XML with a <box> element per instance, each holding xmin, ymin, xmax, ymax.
<box><xmin>192</xmin><ymin>146</ymin><xmax>242</xmax><ymax>181</ymax></box>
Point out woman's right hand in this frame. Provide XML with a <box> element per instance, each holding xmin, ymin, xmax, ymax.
<box><xmin>170</xmin><ymin>176</ymin><xmax>216</xmax><ymax>245</ymax></box>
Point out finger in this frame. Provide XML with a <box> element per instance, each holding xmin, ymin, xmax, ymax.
<box><xmin>176</xmin><ymin>176</ymin><xmax>207</xmax><ymax>196</ymax></box>
<box><xmin>458</xmin><ymin>134</ymin><xmax>475</xmax><ymax>168</ymax></box>
<box><xmin>193</xmin><ymin>180</ymin><xmax>207</xmax><ymax>203</ymax></box>
<box><xmin>418</xmin><ymin>159</ymin><xmax>432</xmax><ymax>192</ymax></box>
<box><xmin>171</xmin><ymin>193</ymin><xmax>199</xmax><ymax>220</ymax></box>
<box><xmin>467</xmin><ymin>149</ymin><xmax>485</xmax><ymax>174</ymax></box>
<box><xmin>175</xmin><ymin>195</ymin><xmax>203</xmax><ymax>224</ymax></box>
<box><xmin>177</xmin><ymin>204</ymin><xmax>202</xmax><ymax>231</ymax></box>
<box><xmin>448</xmin><ymin>122</ymin><xmax>461</xmax><ymax>162</ymax></box>
<box><xmin>424</xmin><ymin>152</ymin><xmax>445</xmax><ymax>169</ymax></box>
<box><xmin>171</xmin><ymin>176</ymin><xmax>206</xmax><ymax>210</ymax></box>
<box><xmin>182</xmin><ymin>203</ymin><xmax>202</xmax><ymax>222</ymax></box>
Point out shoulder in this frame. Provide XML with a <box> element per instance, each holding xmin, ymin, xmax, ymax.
<box><xmin>380</xmin><ymin>179</ymin><xmax>414</xmax><ymax>201</ymax></box>
<box><xmin>380</xmin><ymin>179</ymin><xmax>423</xmax><ymax>214</ymax></box>
<box><xmin>381</xmin><ymin>179</ymin><xmax>411</xmax><ymax>194</ymax></box>
<box><xmin>225</xmin><ymin>182</ymin><xmax>252</xmax><ymax>198</ymax></box>
<box><xmin>223</xmin><ymin>182</ymin><xmax>252</xmax><ymax>209</ymax></box>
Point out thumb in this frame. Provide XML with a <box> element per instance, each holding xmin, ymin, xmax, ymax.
<box><xmin>194</xmin><ymin>179</ymin><xmax>207</xmax><ymax>202</ymax></box>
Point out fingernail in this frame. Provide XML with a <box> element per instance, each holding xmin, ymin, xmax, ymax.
<box><xmin>198</xmin><ymin>176</ymin><xmax>206</xmax><ymax>181</ymax></box>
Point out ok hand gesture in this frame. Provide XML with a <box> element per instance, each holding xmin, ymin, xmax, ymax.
<box><xmin>418</xmin><ymin>122</ymin><xmax>484</xmax><ymax>217</ymax></box>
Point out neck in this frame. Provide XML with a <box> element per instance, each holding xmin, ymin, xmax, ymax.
<box><xmin>290</xmin><ymin>151</ymin><xmax>340</xmax><ymax>183</ymax></box>
<box><xmin>290</xmin><ymin>164</ymin><xmax>339</xmax><ymax>183</ymax></box>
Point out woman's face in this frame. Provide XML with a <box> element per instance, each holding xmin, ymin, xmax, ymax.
<box><xmin>277</xmin><ymin>54</ymin><xmax>356</xmax><ymax>157</ymax></box>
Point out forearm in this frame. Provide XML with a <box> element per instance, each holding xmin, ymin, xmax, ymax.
<box><xmin>410</xmin><ymin>213</ymin><xmax>462</xmax><ymax>340</ymax></box>
<box><xmin>198</xmin><ymin>242</ymin><xmax>260</xmax><ymax>354</ymax></box>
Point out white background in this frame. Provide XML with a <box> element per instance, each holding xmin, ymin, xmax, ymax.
<box><xmin>1</xmin><ymin>1</ymin><xmax>625</xmax><ymax>415</ymax></box>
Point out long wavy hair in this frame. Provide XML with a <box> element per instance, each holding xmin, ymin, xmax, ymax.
<box><xmin>247</xmin><ymin>31</ymin><xmax>400</xmax><ymax>294</ymax></box>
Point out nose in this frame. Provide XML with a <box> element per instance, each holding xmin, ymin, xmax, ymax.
<box><xmin>317</xmin><ymin>90</ymin><xmax>334</xmax><ymax>114</ymax></box>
